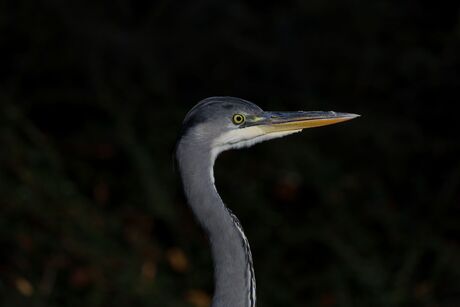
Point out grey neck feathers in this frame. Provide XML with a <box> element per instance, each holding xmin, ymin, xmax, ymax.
<box><xmin>177</xmin><ymin>140</ymin><xmax>256</xmax><ymax>307</ymax></box>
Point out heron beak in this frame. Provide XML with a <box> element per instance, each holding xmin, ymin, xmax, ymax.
<box><xmin>248</xmin><ymin>111</ymin><xmax>360</xmax><ymax>133</ymax></box>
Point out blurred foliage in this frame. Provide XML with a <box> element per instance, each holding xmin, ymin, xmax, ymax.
<box><xmin>1</xmin><ymin>0</ymin><xmax>460</xmax><ymax>306</ymax></box>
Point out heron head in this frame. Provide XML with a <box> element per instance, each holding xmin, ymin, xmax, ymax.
<box><xmin>177</xmin><ymin>96</ymin><xmax>359</xmax><ymax>158</ymax></box>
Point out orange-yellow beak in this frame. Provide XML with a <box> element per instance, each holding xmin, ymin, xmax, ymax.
<box><xmin>246</xmin><ymin>111</ymin><xmax>360</xmax><ymax>133</ymax></box>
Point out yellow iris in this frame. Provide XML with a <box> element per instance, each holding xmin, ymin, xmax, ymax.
<box><xmin>232</xmin><ymin>114</ymin><xmax>245</xmax><ymax>125</ymax></box>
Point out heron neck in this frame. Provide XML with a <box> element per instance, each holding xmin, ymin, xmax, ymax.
<box><xmin>177</xmin><ymin>142</ymin><xmax>255</xmax><ymax>307</ymax></box>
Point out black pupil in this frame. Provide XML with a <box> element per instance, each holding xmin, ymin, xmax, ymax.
<box><xmin>235</xmin><ymin>115</ymin><xmax>242</xmax><ymax>122</ymax></box>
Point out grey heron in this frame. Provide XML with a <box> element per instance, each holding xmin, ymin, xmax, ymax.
<box><xmin>175</xmin><ymin>96</ymin><xmax>359</xmax><ymax>307</ymax></box>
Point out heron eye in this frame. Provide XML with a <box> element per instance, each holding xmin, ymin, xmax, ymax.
<box><xmin>232</xmin><ymin>114</ymin><xmax>245</xmax><ymax>125</ymax></box>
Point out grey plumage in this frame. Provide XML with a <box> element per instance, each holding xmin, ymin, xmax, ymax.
<box><xmin>175</xmin><ymin>97</ymin><xmax>359</xmax><ymax>306</ymax></box>
<box><xmin>176</xmin><ymin>97</ymin><xmax>258</xmax><ymax>307</ymax></box>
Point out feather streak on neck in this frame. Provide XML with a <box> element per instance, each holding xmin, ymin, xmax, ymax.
<box><xmin>177</xmin><ymin>141</ymin><xmax>255</xmax><ymax>307</ymax></box>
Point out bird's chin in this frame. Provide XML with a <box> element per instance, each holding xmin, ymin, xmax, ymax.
<box><xmin>212</xmin><ymin>126</ymin><xmax>302</xmax><ymax>156</ymax></box>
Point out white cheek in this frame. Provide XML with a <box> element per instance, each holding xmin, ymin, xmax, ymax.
<box><xmin>208</xmin><ymin>126</ymin><xmax>301</xmax><ymax>183</ymax></box>
<box><xmin>214</xmin><ymin>126</ymin><xmax>266</xmax><ymax>146</ymax></box>
<box><xmin>211</xmin><ymin>126</ymin><xmax>301</xmax><ymax>159</ymax></box>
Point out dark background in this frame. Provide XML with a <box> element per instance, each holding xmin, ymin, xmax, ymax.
<box><xmin>1</xmin><ymin>1</ymin><xmax>460</xmax><ymax>306</ymax></box>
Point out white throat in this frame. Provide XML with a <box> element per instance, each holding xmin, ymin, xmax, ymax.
<box><xmin>209</xmin><ymin>126</ymin><xmax>301</xmax><ymax>182</ymax></box>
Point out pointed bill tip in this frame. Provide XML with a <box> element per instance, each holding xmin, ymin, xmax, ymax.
<box><xmin>344</xmin><ymin>113</ymin><xmax>361</xmax><ymax>119</ymax></box>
